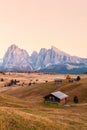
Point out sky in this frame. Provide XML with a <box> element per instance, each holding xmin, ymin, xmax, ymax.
<box><xmin>0</xmin><ymin>0</ymin><xmax>87</xmax><ymax>58</ymax></box>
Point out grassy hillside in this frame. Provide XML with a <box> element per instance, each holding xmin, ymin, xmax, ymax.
<box><xmin>2</xmin><ymin>78</ymin><xmax>87</xmax><ymax>103</ymax></box>
<box><xmin>0</xmin><ymin>94</ymin><xmax>61</xmax><ymax>130</ymax></box>
<box><xmin>0</xmin><ymin>107</ymin><xmax>62</xmax><ymax>130</ymax></box>
<box><xmin>0</xmin><ymin>94</ymin><xmax>87</xmax><ymax>130</ymax></box>
<box><xmin>0</xmin><ymin>73</ymin><xmax>87</xmax><ymax>130</ymax></box>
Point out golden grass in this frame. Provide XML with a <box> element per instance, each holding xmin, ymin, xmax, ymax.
<box><xmin>0</xmin><ymin>72</ymin><xmax>87</xmax><ymax>130</ymax></box>
<box><xmin>2</xmin><ymin>78</ymin><xmax>87</xmax><ymax>103</ymax></box>
<box><xmin>0</xmin><ymin>107</ymin><xmax>62</xmax><ymax>130</ymax></box>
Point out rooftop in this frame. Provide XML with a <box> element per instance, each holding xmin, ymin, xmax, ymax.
<box><xmin>51</xmin><ymin>91</ymin><xmax>68</xmax><ymax>99</ymax></box>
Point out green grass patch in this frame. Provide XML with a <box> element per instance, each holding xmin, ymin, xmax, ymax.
<box><xmin>41</xmin><ymin>102</ymin><xmax>65</xmax><ymax>108</ymax></box>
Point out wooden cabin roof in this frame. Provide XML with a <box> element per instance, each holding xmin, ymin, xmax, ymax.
<box><xmin>51</xmin><ymin>91</ymin><xmax>68</xmax><ymax>99</ymax></box>
<box><xmin>54</xmin><ymin>79</ymin><xmax>62</xmax><ymax>81</ymax></box>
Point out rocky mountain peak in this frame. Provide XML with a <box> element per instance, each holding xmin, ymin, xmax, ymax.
<box><xmin>39</xmin><ymin>48</ymin><xmax>47</xmax><ymax>55</ymax></box>
<box><xmin>0</xmin><ymin>44</ymin><xmax>87</xmax><ymax>73</ymax></box>
<box><xmin>51</xmin><ymin>46</ymin><xmax>59</xmax><ymax>52</ymax></box>
<box><xmin>31</xmin><ymin>51</ymin><xmax>38</xmax><ymax>56</ymax></box>
<box><xmin>51</xmin><ymin>46</ymin><xmax>70</xmax><ymax>56</ymax></box>
<box><xmin>2</xmin><ymin>44</ymin><xmax>32</xmax><ymax>71</ymax></box>
<box><xmin>9</xmin><ymin>44</ymin><xmax>17</xmax><ymax>49</ymax></box>
<box><xmin>8</xmin><ymin>44</ymin><xmax>20</xmax><ymax>53</ymax></box>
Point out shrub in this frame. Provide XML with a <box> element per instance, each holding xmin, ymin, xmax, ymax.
<box><xmin>7</xmin><ymin>79</ymin><xmax>18</xmax><ymax>86</ymax></box>
<box><xmin>29</xmin><ymin>83</ymin><xmax>31</xmax><ymax>86</ymax></box>
<box><xmin>76</xmin><ymin>76</ymin><xmax>81</xmax><ymax>81</ymax></box>
<box><xmin>45</xmin><ymin>80</ymin><xmax>48</xmax><ymax>83</ymax></box>
<box><xmin>74</xmin><ymin>96</ymin><xmax>79</xmax><ymax>103</ymax></box>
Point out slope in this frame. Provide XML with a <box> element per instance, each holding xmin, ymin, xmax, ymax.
<box><xmin>1</xmin><ymin>78</ymin><xmax>87</xmax><ymax>103</ymax></box>
<box><xmin>0</xmin><ymin>79</ymin><xmax>87</xmax><ymax>129</ymax></box>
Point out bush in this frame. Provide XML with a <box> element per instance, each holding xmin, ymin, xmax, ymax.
<box><xmin>76</xmin><ymin>76</ymin><xmax>81</xmax><ymax>81</ymax></box>
<box><xmin>45</xmin><ymin>80</ymin><xmax>48</xmax><ymax>83</ymax></box>
<box><xmin>29</xmin><ymin>83</ymin><xmax>31</xmax><ymax>86</ymax></box>
<box><xmin>7</xmin><ymin>79</ymin><xmax>18</xmax><ymax>86</ymax></box>
<box><xmin>73</xmin><ymin>96</ymin><xmax>79</xmax><ymax>103</ymax></box>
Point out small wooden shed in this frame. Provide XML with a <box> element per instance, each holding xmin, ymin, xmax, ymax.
<box><xmin>69</xmin><ymin>78</ymin><xmax>76</xmax><ymax>83</ymax></box>
<box><xmin>54</xmin><ymin>79</ymin><xmax>62</xmax><ymax>84</ymax></box>
<box><xmin>44</xmin><ymin>91</ymin><xmax>68</xmax><ymax>105</ymax></box>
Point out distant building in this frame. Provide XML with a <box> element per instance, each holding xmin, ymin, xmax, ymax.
<box><xmin>69</xmin><ymin>78</ymin><xmax>76</xmax><ymax>83</ymax></box>
<box><xmin>44</xmin><ymin>91</ymin><xmax>68</xmax><ymax>105</ymax></box>
<box><xmin>54</xmin><ymin>79</ymin><xmax>62</xmax><ymax>84</ymax></box>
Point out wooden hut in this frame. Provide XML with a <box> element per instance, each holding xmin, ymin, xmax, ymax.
<box><xmin>54</xmin><ymin>79</ymin><xmax>62</xmax><ymax>84</ymax></box>
<box><xmin>44</xmin><ymin>91</ymin><xmax>68</xmax><ymax>105</ymax></box>
<box><xmin>69</xmin><ymin>78</ymin><xmax>76</xmax><ymax>83</ymax></box>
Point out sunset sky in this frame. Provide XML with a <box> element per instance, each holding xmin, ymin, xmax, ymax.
<box><xmin>0</xmin><ymin>0</ymin><xmax>87</xmax><ymax>58</ymax></box>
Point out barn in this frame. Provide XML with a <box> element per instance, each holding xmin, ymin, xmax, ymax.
<box><xmin>44</xmin><ymin>91</ymin><xmax>68</xmax><ymax>105</ymax></box>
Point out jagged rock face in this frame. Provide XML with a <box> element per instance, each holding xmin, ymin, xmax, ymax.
<box><xmin>2</xmin><ymin>44</ymin><xmax>32</xmax><ymax>71</ymax></box>
<box><xmin>1</xmin><ymin>44</ymin><xmax>87</xmax><ymax>73</ymax></box>
<box><xmin>44</xmin><ymin>46</ymin><xmax>86</xmax><ymax>65</ymax></box>
<box><xmin>35</xmin><ymin>48</ymin><xmax>47</xmax><ymax>69</ymax></box>
<box><xmin>30</xmin><ymin>51</ymin><xmax>38</xmax><ymax>69</ymax></box>
<box><xmin>30</xmin><ymin>46</ymin><xmax>87</xmax><ymax>70</ymax></box>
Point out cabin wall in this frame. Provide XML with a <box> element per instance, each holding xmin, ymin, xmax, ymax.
<box><xmin>44</xmin><ymin>95</ymin><xmax>60</xmax><ymax>102</ymax></box>
<box><xmin>44</xmin><ymin>95</ymin><xmax>68</xmax><ymax>105</ymax></box>
<box><xmin>54</xmin><ymin>79</ymin><xmax>62</xmax><ymax>84</ymax></box>
<box><xmin>60</xmin><ymin>98</ymin><xmax>67</xmax><ymax>105</ymax></box>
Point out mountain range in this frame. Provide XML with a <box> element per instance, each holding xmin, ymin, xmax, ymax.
<box><xmin>0</xmin><ymin>44</ymin><xmax>87</xmax><ymax>74</ymax></box>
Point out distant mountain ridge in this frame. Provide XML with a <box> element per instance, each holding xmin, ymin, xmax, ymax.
<box><xmin>30</xmin><ymin>46</ymin><xmax>87</xmax><ymax>70</ymax></box>
<box><xmin>0</xmin><ymin>44</ymin><xmax>87</xmax><ymax>74</ymax></box>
